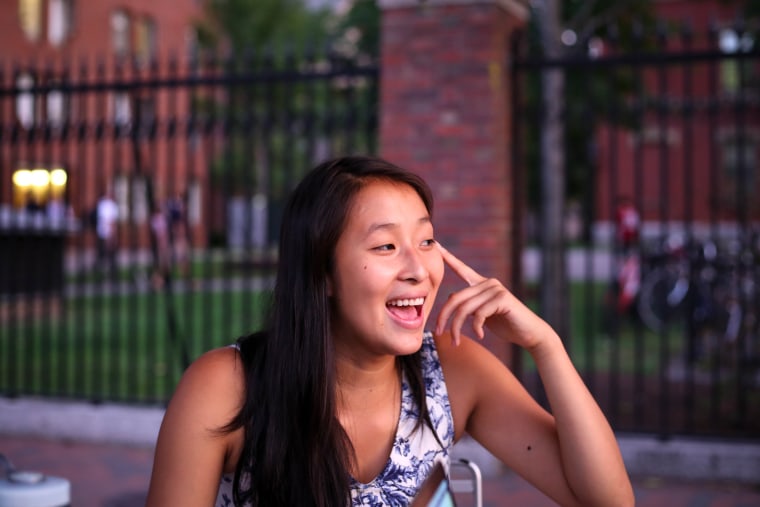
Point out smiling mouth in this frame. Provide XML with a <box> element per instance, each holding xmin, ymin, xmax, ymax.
<box><xmin>386</xmin><ymin>297</ymin><xmax>424</xmax><ymax>319</ymax></box>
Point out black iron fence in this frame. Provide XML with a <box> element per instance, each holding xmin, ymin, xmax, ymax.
<box><xmin>512</xmin><ymin>21</ymin><xmax>760</xmax><ymax>439</ymax></box>
<box><xmin>2</xmin><ymin>24</ymin><xmax>759</xmax><ymax>441</ymax></box>
<box><xmin>0</xmin><ymin>48</ymin><xmax>378</xmax><ymax>404</ymax></box>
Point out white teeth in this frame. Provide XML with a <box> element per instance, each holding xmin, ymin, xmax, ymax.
<box><xmin>387</xmin><ymin>297</ymin><xmax>424</xmax><ymax>307</ymax></box>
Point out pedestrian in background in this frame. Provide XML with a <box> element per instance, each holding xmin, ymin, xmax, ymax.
<box><xmin>613</xmin><ymin>195</ymin><xmax>642</xmax><ymax>315</ymax></box>
<box><xmin>615</xmin><ymin>195</ymin><xmax>640</xmax><ymax>255</ymax></box>
<box><xmin>95</xmin><ymin>189</ymin><xmax>119</xmax><ymax>279</ymax></box>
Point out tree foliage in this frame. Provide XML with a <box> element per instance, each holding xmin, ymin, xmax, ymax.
<box><xmin>334</xmin><ymin>0</ymin><xmax>380</xmax><ymax>60</ymax></box>
<box><xmin>522</xmin><ymin>0</ymin><xmax>658</xmax><ymax>212</ymax></box>
<box><xmin>192</xmin><ymin>0</ymin><xmax>338</xmax><ymax>192</ymax></box>
<box><xmin>195</xmin><ymin>0</ymin><xmax>333</xmax><ymax>53</ymax></box>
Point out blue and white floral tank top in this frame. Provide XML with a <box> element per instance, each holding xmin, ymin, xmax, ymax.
<box><xmin>215</xmin><ymin>331</ymin><xmax>455</xmax><ymax>506</ymax></box>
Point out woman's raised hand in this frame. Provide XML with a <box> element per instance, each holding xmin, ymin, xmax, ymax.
<box><xmin>434</xmin><ymin>243</ymin><xmax>554</xmax><ymax>350</ymax></box>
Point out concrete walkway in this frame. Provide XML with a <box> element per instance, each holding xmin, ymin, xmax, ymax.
<box><xmin>3</xmin><ymin>433</ymin><xmax>760</xmax><ymax>507</ymax></box>
<box><xmin>1</xmin><ymin>396</ymin><xmax>760</xmax><ymax>506</ymax></box>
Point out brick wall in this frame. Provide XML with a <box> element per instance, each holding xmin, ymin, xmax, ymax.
<box><xmin>379</xmin><ymin>0</ymin><xmax>527</xmax><ymax>357</ymax></box>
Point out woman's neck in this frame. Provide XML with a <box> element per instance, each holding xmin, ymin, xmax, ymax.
<box><xmin>335</xmin><ymin>353</ymin><xmax>398</xmax><ymax>400</ymax></box>
<box><xmin>335</xmin><ymin>357</ymin><xmax>403</xmax><ymax>483</ymax></box>
<box><xmin>333</xmin><ymin>337</ymin><xmax>399</xmax><ymax>388</ymax></box>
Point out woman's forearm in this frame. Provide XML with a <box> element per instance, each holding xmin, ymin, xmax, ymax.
<box><xmin>530</xmin><ymin>334</ymin><xmax>635</xmax><ymax>506</ymax></box>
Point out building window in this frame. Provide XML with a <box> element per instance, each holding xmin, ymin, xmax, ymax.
<box><xmin>188</xmin><ymin>180</ymin><xmax>202</xmax><ymax>226</ymax></box>
<box><xmin>136</xmin><ymin>95</ymin><xmax>156</xmax><ymax>128</ymax></box>
<box><xmin>114</xmin><ymin>174</ymin><xmax>130</xmax><ymax>222</ymax></box>
<box><xmin>720</xmin><ymin>134</ymin><xmax>758</xmax><ymax>209</ymax></box>
<box><xmin>131</xmin><ymin>177</ymin><xmax>149</xmax><ymax>224</ymax></box>
<box><xmin>112</xmin><ymin>92</ymin><xmax>131</xmax><ymax>127</ymax></box>
<box><xmin>109</xmin><ymin>174</ymin><xmax>149</xmax><ymax>225</ymax></box>
<box><xmin>723</xmin><ymin>137</ymin><xmax>757</xmax><ymax>185</ymax></box>
<box><xmin>16</xmin><ymin>74</ymin><xmax>71</xmax><ymax>129</ymax></box>
<box><xmin>185</xmin><ymin>26</ymin><xmax>199</xmax><ymax>61</ymax></box>
<box><xmin>46</xmin><ymin>80</ymin><xmax>68</xmax><ymax>127</ymax></box>
<box><xmin>18</xmin><ymin>0</ymin><xmax>43</xmax><ymax>42</ymax></box>
<box><xmin>48</xmin><ymin>0</ymin><xmax>74</xmax><ymax>46</ymax></box>
<box><xmin>111</xmin><ymin>9</ymin><xmax>130</xmax><ymax>56</ymax></box>
<box><xmin>719</xmin><ymin>28</ymin><xmax>755</xmax><ymax>94</ymax></box>
<box><xmin>135</xmin><ymin>16</ymin><xmax>157</xmax><ymax>63</ymax></box>
<box><xmin>16</xmin><ymin>73</ymin><xmax>36</xmax><ymax>129</ymax></box>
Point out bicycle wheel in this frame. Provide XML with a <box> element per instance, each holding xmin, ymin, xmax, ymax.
<box><xmin>637</xmin><ymin>267</ymin><xmax>687</xmax><ymax>332</ymax></box>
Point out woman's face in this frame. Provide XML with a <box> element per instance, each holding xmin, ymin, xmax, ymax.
<box><xmin>329</xmin><ymin>180</ymin><xmax>444</xmax><ymax>360</ymax></box>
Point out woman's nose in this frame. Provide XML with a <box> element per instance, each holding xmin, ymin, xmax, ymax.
<box><xmin>399</xmin><ymin>247</ymin><xmax>429</xmax><ymax>282</ymax></box>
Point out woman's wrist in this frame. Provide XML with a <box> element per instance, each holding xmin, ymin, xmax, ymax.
<box><xmin>526</xmin><ymin>329</ymin><xmax>565</xmax><ymax>363</ymax></box>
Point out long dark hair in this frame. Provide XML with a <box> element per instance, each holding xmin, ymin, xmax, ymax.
<box><xmin>222</xmin><ymin>156</ymin><xmax>438</xmax><ymax>506</ymax></box>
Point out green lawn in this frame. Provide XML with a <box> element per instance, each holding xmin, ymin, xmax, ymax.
<box><xmin>0</xmin><ymin>279</ymin><xmax>739</xmax><ymax>406</ymax></box>
<box><xmin>0</xmin><ymin>289</ymin><xmax>270</xmax><ymax>403</ymax></box>
<box><xmin>517</xmin><ymin>281</ymin><xmax>692</xmax><ymax>377</ymax></box>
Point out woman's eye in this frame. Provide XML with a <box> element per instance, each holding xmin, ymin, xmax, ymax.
<box><xmin>374</xmin><ymin>244</ymin><xmax>395</xmax><ymax>251</ymax></box>
<box><xmin>421</xmin><ymin>239</ymin><xmax>436</xmax><ymax>247</ymax></box>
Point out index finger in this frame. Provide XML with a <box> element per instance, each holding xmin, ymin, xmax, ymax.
<box><xmin>436</xmin><ymin>242</ymin><xmax>485</xmax><ymax>287</ymax></box>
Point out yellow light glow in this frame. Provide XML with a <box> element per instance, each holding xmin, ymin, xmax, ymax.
<box><xmin>31</xmin><ymin>169</ymin><xmax>50</xmax><ymax>187</ymax></box>
<box><xmin>13</xmin><ymin>169</ymin><xmax>33</xmax><ymax>187</ymax></box>
<box><xmin>50</xmin><ymin>168</ymin><xmax>68</xmax><ymax>186</ymax></box>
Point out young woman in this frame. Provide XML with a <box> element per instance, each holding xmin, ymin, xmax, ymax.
<box><xmin>146</xmin><ymin>156</ymin><xmax>634</xmax><ymax>507</ymax></box>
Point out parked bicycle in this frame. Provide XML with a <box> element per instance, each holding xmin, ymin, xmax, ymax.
<box><xmin>636</xmin><ymin>234</ymin><xmax>752</xmax><ymax>363</ymax></box>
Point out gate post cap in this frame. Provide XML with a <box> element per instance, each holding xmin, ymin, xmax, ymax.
<box><xmin>377</xmin><ymin>0</ymin><xmax>530</xmax><ymax>21</ymax></box>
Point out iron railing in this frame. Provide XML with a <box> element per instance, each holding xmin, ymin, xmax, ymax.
<box><xmin>2</xmin><ymin>23</ymin><xmax>759</xmax><ymax>441</ymax></box>
<box><xmin>0</xmin><ymin>48</ymin><xmax>378</xmax><ymax>405</ymax></box>
<box><xmin>512</xmin><ymin>21</ymin><xmax>760</xmax><ymax>439</ymax></box>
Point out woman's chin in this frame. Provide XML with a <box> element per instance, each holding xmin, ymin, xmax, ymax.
<box><xmin>391</xmin><ymin>330</ymin><xmax>425</xmax><ymax>355</ymax></box>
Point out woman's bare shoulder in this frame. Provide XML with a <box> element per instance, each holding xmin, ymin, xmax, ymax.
<box><xmin>187</xmin><ymin>345</ymin><xmax>244</xmax><ymax>381</ymax></box>
<box><xmin>147</xmin><ymin>346</ymin><xmax>247</xmax><ymax>505</ymax></box>
<box><xmin>166</xmin><ymin>346</ymin><xmax>246</xmax><ymax>430</ymax></box>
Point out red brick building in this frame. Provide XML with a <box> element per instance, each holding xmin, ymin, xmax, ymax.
<box><xmin>3</xmin><ymin>0</ymin><xmax>755</xmax><ymax>256</ymax></box>
<box><xmin>0</xmin><ymin>0</ymin><xmax>199</xmax><ymax>62</ymax></box>
<box><xmin>0</xmin><ymin>0</ymin><xmax>203</xmax><ymax>247</ymax></box>
<box><xmin>594</xmin><ymin>0</ymin><xmax>759</xmax><ymax>235</ymax></box>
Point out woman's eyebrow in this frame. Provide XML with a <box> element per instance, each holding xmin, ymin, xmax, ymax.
<box><xmin>365</xmin><ymin>216</ymin><xmax>431</xmax><ymax>236</ymax></box>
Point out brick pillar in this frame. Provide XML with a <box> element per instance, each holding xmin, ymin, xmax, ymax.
<box><xmin>379</xmin><ymin>0</ymin><xmax>528</xmax><ymax>359</ymax></box>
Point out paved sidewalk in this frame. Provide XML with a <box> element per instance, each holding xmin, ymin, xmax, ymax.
<box><xmin>1</xmin><ymin>398</ymin><xmax>759</xmax><ymax>506</ymax></box>
<box><xmin>2</xmin><ymin>434</ymin><xmax>760</xmax><ymax>507</ymax></box>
